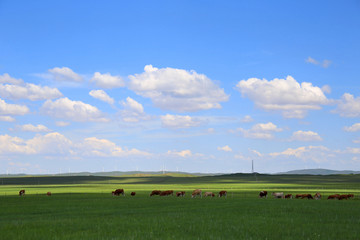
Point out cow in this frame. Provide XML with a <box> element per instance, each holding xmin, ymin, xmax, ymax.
<box><xmin>19</xmin><ymin>190</ymin><xmax>25</xmax><ymax>196</ymax></box>
<box><xmin>176</xmin><ymin>191</ymin><xmax>185</xmax><ymax>197</ymax></box>
<box><xmin>295</xmin><ymin>194</ymin><xmax>304</xmax><ymax>199</ymax></box>
<box><xmin>191</xmin><ymin>189</ymin><xmax>202</xmax><ymax>198</ymax></box>
<box><xmin>131</xmin><ymin>192</ymin><xmax>136</xmax><ymax>196</ymax></box>
<box><xmin>314</xmin><ymin>192</ymin><xmax>321</xmax><ymax>200</ymax></box>
<box><xmin>46</xmin><ymin>192</ymin><xmax>51</xmax><ymax>196</ymax></box>
<box><xmin>347</xmin><ymin>194</ymin><xmax>354</xmax><ymax>199</ymax></box>
<box><xmin>259</xmin><ymin>191</ymin><xmax>268</xmax><ymax>198</ymax></box>
<box><xmin>327</xmin><ymin>194</ymin><xmax>340</xmax><ymax>200</ymax></box>
<box><xmin>284</xmin><ymin>194</ymin><xmax>293</xmax><ymax>199</ymax></box>
<box><xmin>339</xmin><ymin>194</ymin><xmax>349</xmax><ymax>200</ymax></box>
<box><xmin>113</xmin><ymin>189</ymin><xmax>125</xmax><ymax>196</ymax></box>
<box><xmin>204</xmin><ymin>192</ymin><xmax>215</xmax><ymax>197</ymax></box>
<box><xmin>272</xmin><ymin>192</ymin><xmax>284</xmax><ymax>199</ymax></box>
<box><xmin>150</xmin><ymin>190</ymin><xmax>162</xmax><ymax>196</ymax></box>
<box><xmin>218</xmin><ymin>191</ymin><xmax>227</xmax><ymax>198</ymax></box>
<box><xmin>160</xmin><ymin>190</ymin><xmax>174</xmax><ymax>196</ymax></box>
<box><xmin>301</xmin><ymin>194</ymin><xmax>313</xmax><ymax>199</ymax></box>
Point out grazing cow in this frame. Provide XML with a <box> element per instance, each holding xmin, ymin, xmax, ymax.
<box><xmin>191</xmin><ymin>189</ymin><xmax>202</xmax><ymax>198</ymax></box>
<box><xmin>259</xmin><ymin>191</ymin><xmax>268</xmax><ymax>198</ymax></box>
<box><xmin>284</xmin><ymin>194</ymin><xmax>293</xmax><ymax>199</ymax></box>
<box><xmin>113</xmin><ymin>189</ymin><xmax>125</xmax><ymax>196</ymax></box>
<box><xmin>19</xmin><ymin>190</ymin><xmax>25</xmax><ymax>196</ymax></box>
<box><xmin>339</xmin><ymin>194</ymin><xmax>349</xmax><ymax>200</ymax></box>
<box><xmin>327</xmin><ymin>194</ymin><xmax>340</xmax><ymax>200</ymax></box>
<box><xmin>160</xmin><ymin>190</ymin><xmax>174</xmax><ymax>196</ymax></box>
<box><xmin>295</xmin><ymin>194</ymin><xmax>304</xmax><ymax>199</ymax></box>
<box><xmin>347</xmin><ymin>194</ymin><xmax>354</xmax><ymax>199</ymax></box>
<box><xmin>176</xmin><ymin>191</ymin><xmax>185</xmax><ymax>197</ymax></box>
<box><xmin>204</xmin><ymin>192</ymin><xmax>215</xmax><ymax>197</ymax></box>
<box><xmin>272</xmin><ymin>192</ymin><xmax>284</xmax><ymax>199</ymax></box>
<box><xmin>218</xmin><ymin>191</ymin><xmax>227</xmax><ymax>198</ymax></box>
<box><xmin>131</xmin><ymin>192</ymin><xmax>136</xmax><ymax>196</ymax></box>
<box><xmin>314</xmin><ymin>192</ymin><xmax>321</xmax><ymax>200</ymax></box>
<box><xmin>46</xmin><ymin>192</ymin><xmax>51</xmax><ymax>196</ymax></box>
<box><xmin>301</xmin><ymin>194</ymin><xmax>313</xmax><ymax>199</ymax></box>
<box><xmin>150</xmin><ymin>190</ymin><xmax>162</xmax><ymax>196</ymax></box>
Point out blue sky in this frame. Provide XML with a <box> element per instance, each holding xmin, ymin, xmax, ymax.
<box><xmin>1</xmin><ymin>1</ymin><xmax>360</xmax><ymax>174</ymax></box>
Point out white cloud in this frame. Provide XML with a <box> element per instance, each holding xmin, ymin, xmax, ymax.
<box><xmin>167</xmin><ymin>149</ymin><xmax>193</xmax><ymax>158</ymax></box>
<box><xmin>290</xmin><ymin>130</ymin><xmax>322</xmax><ymax>141</ymax></box>
<box><xmin>344</xmin><ymin>123</ymin><xmax>360</xmax><ymax>132</ymax></box>
<box><xmin>269</xmin><ymin>146</ymin><xmax>332</xmax><ymax>163</ymax></box>
<box><xmin>0</xmin><ymin>135</ymin><xmax>35</xmax><ymax>154</ymax></box>
<box><xmin>332</xmin><ymin>93</ymin><xmax>360</xmax><ymax>117</ymax></box>
<box><xmin>90</xmin><ymin>72</ymin><xmax>125</xmax><ymax>89</ymax></box>
<box><xmin>55</xmin><ymin>121</ymin><xmax>70</xmax><ymax>127</ymax></box>
<box><xmin>0</xmin><ymin>73</ymin><xmax>23</xmax><ymax>84</ymax></box>
<box><xmin>0</xmin><ymin>82</ymin><xmax>62</xmax><ymax>101</ymax></box>
<box><xmin>161</xmin><ymin>114</ymin><xmax>201</xmax><ymax>129</ymax></box>
<box><xmin>241</xmin><ymin>115</ymin><xmax>254</xmax><ymax>123</ymax></box>
<box><xmin>128</xmin><ymin>65</ymin><xmax>229</xmax><ymax>112</ymax></box>
<box><xmin>15</xmin><ymin>124</ymin><xmax>51</xmax><ymax>132</ymax></box>
<box><xmin>48</xmin><ymin>67</ymin><xmax>83</xmax><ymax>82</ymax></box>
<box><xmin>41</xmin><ymin>97</ymin><xmax>109</xmax><ymax>122</ymax></box>
<box><xmin>0</xmin><ymin>98</ymin><xmax>29</xmax><ymax>116</ymax></box>
<box><xmin>120</xmin><ymin>97</ymin><xmax>150</xmax><ymax>122</ymax></box>
<box><xmin>236</xmin><ymin>76</ymin><xmax>329</xmax><ymax>118</ymax></box>
<box><xmin>236</xmin><ymin>122</ymin><xmax>282</xmax><ymax>139</ymax></box>
<box><xmin>217</xmin><ymin>145</ymin><xmax>232</xmax><ymax>152</ymax></box>
<box><xmin>0</xmin><ymin>116</ymin><xmax>15</xmax><ymax>122</ymax></box>
<box><xmin>89</xmin><ymin>90</ymin><xmax>114</xmax><ymax>105</ymax></box>
<box><xmin>26</xmin><ymin>132</ymin><xmax>74</xmax><ymax>155</ymax></box>
<box><xmin>306</xmin><ymin>57</ymin><xmax>331</xmax><ymax>68</ymax></box>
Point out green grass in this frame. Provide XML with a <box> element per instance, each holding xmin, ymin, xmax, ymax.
<box><xmin>0</xmin><ymin>174</ymin><xmax>360</xmax><ymax>239</ymax></box>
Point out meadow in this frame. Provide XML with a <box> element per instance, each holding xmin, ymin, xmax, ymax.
<box><xmin>0</xmin><ymin>173</ymin><xmax>359</xmax><ymax>239</ymax></box>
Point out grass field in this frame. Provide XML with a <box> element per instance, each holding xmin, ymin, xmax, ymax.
<box><xmin>1</xmin><ymin>173</ymin><xmax>359</xmax><ymax>239</ymax></box>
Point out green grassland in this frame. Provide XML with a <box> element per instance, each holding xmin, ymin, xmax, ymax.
<box><xmin>0</xmin><ymin>173</ymin><xmax>359</xmax><ymax>239</ymax></box>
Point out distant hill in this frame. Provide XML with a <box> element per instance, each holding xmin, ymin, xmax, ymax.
<box><xmin>277</xmin><ymin>168</ymin><xmax>360</xmax><ymax>175</ymax></box>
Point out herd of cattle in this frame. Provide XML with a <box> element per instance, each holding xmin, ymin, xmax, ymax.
<box><xmin>18</xmin><ymin>188</ymin><xmax>355</xmax><ymax>200</ymax></box>
<box><xmin>259</xmin><ymin>190</ymin><xmax>355</xmax><ymax>200</ymax></box>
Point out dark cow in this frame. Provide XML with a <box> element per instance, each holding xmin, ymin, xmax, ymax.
<box><xmin>46</xmin><ymin>192</ymin><xmax>51</xmax><ymax>196</ymax></box>
<box><xmin>218</xmin><ymin>191</ymin><xmax>227</xmax><ymax>198</ymax></box>
<box><xmin>191</xmin><ymin>189</ymin><xmax>202</xmax><ymax>198</ymax></box>
<box><xmin>347</xmin><ymin>194</ymin><xmax>354</xmax><ymax>199</ymax></box>
<box><xmin>160</xmin><ymin>190</ymin><xmax>174</xmax><ymax>196</ymax></box>
<box><xmin>150</xmin><ymin>190</ymin><xmax>162</xmax><ymax>196</ymax></box>
<box><xmin>112</xmin><ymin>189</ymin><xmax>125</xmax><ymax>196</ymax></box>
<box><xmin>19</xmin><ymin>190</ymin><xmax>25</xmax><ymax>196</ymax></box>
<box><xmin>284</xmin><ymin>194</ymin><xmax>293</xmax><ymax>199</ymax></box>
<box><xmin>339</xmin><ymin>194</ymin><xmax>349</xmax><ymax>200</ymax></box>
<box><xmin>131</xmin><ymin>192</ymin><xmax>136</xmax><ymax>196</ymax></box>
<box><xmin>327</xmin><ymin>194</ymin><xmax>340</xmax><ymax>200</ymax></box>
<box><xmin>176</xmin><ymin>191</ymin><xmax>185</xmax><ymax>197</ymax></box>
<box><xmin>259</xmin><ymin>191</ymin><xmax>268</xmax><ymax>198</ymax></box>
<box><xmin>296</xmin><ymin>194</ymin><xmax>313</xmax><ymax>199</ymax></box>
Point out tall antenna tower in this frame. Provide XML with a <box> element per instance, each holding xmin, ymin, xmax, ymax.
<box><xmin>252</xmin><ymin>160</ymin><xmax>254</xmax><ymax>173</ymax></box>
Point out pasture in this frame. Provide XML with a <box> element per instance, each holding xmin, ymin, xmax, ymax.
<box><xmin>0</xmin><ymin>173</ymin><xmax>359</xmax><ymax>239</ymax></box>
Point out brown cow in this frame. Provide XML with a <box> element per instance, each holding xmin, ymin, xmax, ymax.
<box><xmin>314</xmin><ymin>192</ymin><xmax>321</xmax><ymax>200</ymax></box>
<box><xmin>301</xmin><ymin>194</ymin><xmax>313</xmax><ymax>199</ymax></box>
<box><xmin>191</xmin><ymin>189</ymin><xmax>202</xmax><ymax>198</ymax></box>
<box><xmin>204</xmin><ymin>192</ymin><xmax>215</xmax><ymax>197</ymax></box>
<box><xmin>131</xmin><ymin>192</ymin><xmax>136</xmax><ymax>196</ymax></box>
<box><xmin>176</xmin><ymin>191</ymin><xmax>185</xmax><ymax>197</ymax></box>
<box><xmin>339</xmin><ymin>194</ymin><xmax>349</xmax><ymax>200</ymax></box>
<box><xmin>19</xmin><ymin>190</ymin><xmax>25</xmax><ymax>196</ymax></box>
<box><xmin>46</xmin><ymin>192</ymin><xmax>51</xmax><ymax>196</ymax></box>
<box><xmin>113</xmin><ymin>189</ymin><xmax>125</xmax><ymax>196</ymax></box>
<box><xmin>218</xmin><ymin>191</ymin><xmax>227</xmax><ymax>198</ymax></box>
<box><xmin>347</xmin><ymin>194</ymin><xmax>354</xmax><ymax>199</ymax></box>
<box><xmin>295</xmin><ymin>194</ymin><xmax>304</xmax><ymax>199</ymax></box>
<box><xmin>327</xmin><ymin>194</ymin><xmax>340</xmax><ymax>200</ymax></box>
<box><xmin>160</xmin><ymin>190</ymin><xmax>174</xmax><ymax>196</ymax></box>
<box><xmin>150</xmin><ymin>190</ymin><xmax>162</xmax><ymax>196</ymax></box>
<box><xmin>284</xmin><ymin>194</ymin><xmax>293</xmax><ymax>199</ymax></box>
<box><xmin>259</xmin><ymin>191</ymin><xmax>268</xmax><ymax>198</ymax></box>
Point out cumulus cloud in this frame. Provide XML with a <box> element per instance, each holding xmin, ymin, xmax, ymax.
<box><xmin>235</xmin><ymin>122</ymin><xmax>282</xmax><ymax>139</ymax></box>
<box><xmin>217</xmin><ymin>145</ymin><xmax>232</xmax><ymax>152</ymax></box>
<box><xmin>0</xmin><ymin>73</ymin><xmax>23</xmax><ymax>85</ymax></box>
<box><xmin>332</xmin><ymin>93</ymin><xmax>360</xmax><ymax>117</ymax></box>
<box><xmin>306</xmin><ymin>57</ymin><xmax>331</xmax><ymax>68</ymax></box>
<box><xmin>236</xmin><ymin>76</ymin><xmax>329</xmax><ymax>118</ymax></box>
<box><xmin>90</xmin><ymin>72</ymin><xmax>125</xmax><ymax>89</ymax></box>
<box><xmin>290</xmin><ymin>130</ymin><xmax>322</xmax><ymax>141</ymax></box>
<box><xmin>128</xmin><ymin>65</ymin><xmax>229</xmax><ymax>112</ymax></box>
<box><xmin>241</xmin><ymin>115</ymin><xmax>254</xmax><ymax>123</ymax></box>
<box><xmin>14</xmin><ymin>124</ymin><xmax>51</xmax><ymax>132</ymax></box>
<box><xmin>161</xmin><ymin>114</ymin><xmax>202</xmax><ymax>129</ymax></box>
<box><xmin>0</xmin><ymin>134</ymin><xmax>34</xmax><ymax>154</ymax></box>
<box><xmin>0</xmin><ymin>98</ymin><xmax>29</xmax><ymax>116</ymax></box>
<box><xmin>0</xmin><ymin>82</ymin><xmax>62</xmax><ymax>101</ymax></box>
<box><xmin>167</xmin><ymin>149</ymin><xmax>193</xmax><ymax>158</ymax></box>
<box><xmin>344</xmin><ymin>123</ymin><xmax>360</xmax><ymax>132</ymax></box>
<box><xmin>269</xmin><ymin>146</ymin><xmax>332</xmax><ymax>163</ymax></box>
<box><xmin>41</xmin><ymin>97</ymin><xmax>109</xmax><ymax>122</ymax></box>
<box><xmin>0</xmin><ymin>116</ymin><xmax>15</xmax><ymax>122</ymax></box>
<box><xmin>48</xmin><ymin>67</ymin><xmax>83</xmax><ymax>82</ymax></box>
<box><xmin>89</xmin><ymin>90</ymin><xmax>114</xmax><ymax>105</ymax></box>
<box><xmin>120</xmin><ymin>97</ymin><xmax>150</xmax><ymax>122</ymax></box>
<box><xmin>55</xmin><ymin>121</ymin><xmax>70</xmax><ymax>127</ymax></box>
